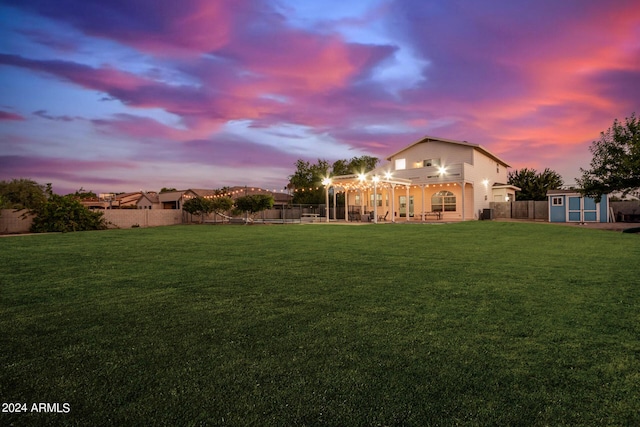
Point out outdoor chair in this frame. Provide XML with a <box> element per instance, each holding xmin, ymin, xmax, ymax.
<box><xmin>378</xmin><ymin>211</ymin><xmax>389</xmax><ymax>222</ymax></box>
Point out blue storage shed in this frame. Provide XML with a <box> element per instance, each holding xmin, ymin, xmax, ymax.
<box><xmin>547</xmin><ymin>190</ymin><xmax>610</xmax><ymax>223</ymax></box>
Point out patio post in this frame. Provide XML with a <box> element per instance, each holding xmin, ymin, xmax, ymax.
<box><xmin>406</xmin><ymin>185</ymin><xmax>410</xmax><ymax>221</ymax></box>
<box><xmin>332</xmin><ymin>189</ymin><xmax>337</xmax><ymax>222</ymax></box>
<box><xmin>344</xmin><ymin>189</ymin><xmax>349</xmax><ymax>222</ymax></box>
<box><xmin>322</xmin><ymin>177</ymin><xmax>331</xmax><ymax>222</ymax></box>
<box><xmin>461</xmin><ymin>181</ymin><xmax>466</xmax><ymax>221</ymax></box>
<box><xmin>373</xmin><ymin>175</ymin><xmax>379</xmax><ymax>223</ymax></box>
<box><xmin>391</xmin><ymin>184</ymin><xmax>396</xmax><ymax>223</ymax></box>
<box><xmin>421</xmin><ymin>185</ymin><xmax>425</xmax><ymax>222</ymax></box>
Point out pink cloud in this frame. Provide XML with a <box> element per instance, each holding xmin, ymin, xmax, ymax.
<box><xmin>3</xmin><ymin>0</ymin><xmax>639</xmax><ymax>192</ymax></box>
<box><xmin>227</xmin><ymin>31</ymin><xmax>395</xmax><ymax>92</ymax></box>
<box><xmin>7</xmin><ymin>0</ymin><xmax>244</xmax><ymax>55</ymax></box>
<box><xmin>0</xmin><ymin>110</ymin><xmax>25</xmax><ymax>121</ymax></box>
<box><xmin>91</xmin><ymin>114</ymin><xmax>202</xmax><ymax>141</ymax></box>
<box><xmin>0</xmin><ymin>155</ymin><xmax>137</xmax><ymax>189</ymax></box>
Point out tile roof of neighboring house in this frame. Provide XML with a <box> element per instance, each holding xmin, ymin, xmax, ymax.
<box><xmin>158</xmin><ymin>191</ymin><xmax>185</xmax><ymax>202</ymax></box>
<box><xmin>115</xmin><ymin>192</ymin><xmax>143</xmax><ymax>205</ymax></box>
<box><xmin>140</xmin><ymin>192</ymin><xmax>159</xmax><ymax>204</ymax></box>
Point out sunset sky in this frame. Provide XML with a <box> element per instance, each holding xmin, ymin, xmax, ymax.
<box><xmin>1</xmin><ymin>0</ymin><xmax>639</xmax><ymax>194</ymax></box>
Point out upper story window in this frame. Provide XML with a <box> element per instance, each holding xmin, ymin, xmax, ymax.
<box><xmin>496</xmin><ymin>163</ymin><xmax>500</xmax><ymax>173</ymax></box>
<box><xmin>423</xmin><ymin>158</ymin><xmax>440</xmax><ymax>167</ymax></box>
<box><xmin>395</xmin><ymin>158</ymin><xmax>406</xmax><ymax>170</ymax></box>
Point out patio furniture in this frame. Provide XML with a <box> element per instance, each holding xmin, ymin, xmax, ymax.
<box><xmin>420</xmin><ymin>211</ymin><xmax>442</xmax><ymax>220</ymax></box>
<box><xmin>378</xmin><ymin>211</ymin><xmax>389</xmax><ymax>222</ymax></box>
<box><xmin>301</xmin><ymin>213</ymin><xmax>320</xmax><ymax>222</ymax></box>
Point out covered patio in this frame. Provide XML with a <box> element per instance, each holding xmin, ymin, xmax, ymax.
<box><xmin>322</xmin><ymin>172</ymin><xmax>475</xmax><ymax>223</ymax></box>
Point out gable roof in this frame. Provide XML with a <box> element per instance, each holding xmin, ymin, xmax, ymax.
<box><xmin>386</xmin><ymin>135</ymin><xmax>512</xmax><ymax>167</ymax></box>
<box><xmin>139</xmin><ymin>192</ymin><xmax>159</xmax><ymax>204</ymax></box>
<box><xmin>158</xmin><ymin>191</ymin><xmax>185</xmax><ymax>202</ymax></box>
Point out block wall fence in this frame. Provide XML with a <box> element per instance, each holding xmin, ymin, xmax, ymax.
<box><xmin>1</xmin><ymin>209</ymin><xmax>183</xmax><ymax>234</ymax></box>
<box><xmin>2</xmin><ymin>201</ymin><xmax>639</xmax><ymax>233</ymax></box>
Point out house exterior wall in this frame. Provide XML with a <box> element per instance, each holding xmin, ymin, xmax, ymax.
<box><xmin>352</xmin><ymin>183</ymin><xmax>467</xmax><ymax>221</ymax></box>
<box><xmin>470</xmin><ymin>149</ymin><xmax>510</xmax><ymax>214</ymax></box>
<box><xmin>331</xmin><ymin>137</ymin><xmax>514</xmax><ymax>221</ymax></box>
<box><xmin>388</xmin><ymin>140</ymin><xmax>475</xmax><ymax>171</ymax></box>
<box><xmin>136</xmin><ymin>198</ymin><xmax>154</xmax><ymax>209</ymax></box>
<box><xmin>350</xmin><ymin>138</ymin><xmax>513</xmax><ymax>221</ymax></box>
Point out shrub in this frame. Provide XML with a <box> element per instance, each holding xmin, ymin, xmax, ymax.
<box><xmin>30</xmin><ymin>194</ymin><xmax>108</xmax><ymax>233</ymax></box>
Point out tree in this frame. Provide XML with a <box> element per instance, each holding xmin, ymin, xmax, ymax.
<box><xmin>234</xmin><ymin>194</ymin><xmax>274</xmax><ymax>220</ymax></box>
<box><xmin>0</xmin><ymin>178</ymin><xmax>48</xmax><ymax>209</ymax></box>
<box><xmin>577</xmin><ymin>113</ymin><xmax>640</xmax><ymax>202</ymax></box>
<box><xmin>68</xmin><ymin>187</ymin><xmax>97</xmax><ymax>200</ymax></box>
<box><xmin>288</xmin><ymin>159</ymin><xmax>330</xmax><ymax>204</ymax></box>
<box><xmin>30</xmin><ymin>193</ymin><xmax>107</xmax><ymax>232</ymax></box>
<box><xmin>331</xmin><ymin>156</ymin><xmax>379</xmax><ymax>176</ymax></box>
<box><xmin>288</xmin><ymin>156</ymin><xmax>379</xmax><ymax>204</ymax></box>
<box><xmin>182</xmin><ymin>197</ymin><xmax>214</xmax><ymax>222</ymax></box>
<box><xmin>508</xmin><ymin>168</ymin><xmax>564</xmax><ymax>201</ymax></box>
<box><xmin>160</xmin><ymin>187</ymin><xmax>177</xmax><ymax>193</ymax></box>
<box><xmin>211</xmin><ymin>196</ymin><xmax>234</xmax><ymax>214</ymax></box>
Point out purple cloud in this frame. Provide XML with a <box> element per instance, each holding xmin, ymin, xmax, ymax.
<box><xmin>1</xmin><ymin>0</ymin><xmax>639</xmax><ymax>193</ymax></box>
<box><xmin>0</xmin><ymin>110</ymin><xmax>25</xmax><ymax>121</ymax></box>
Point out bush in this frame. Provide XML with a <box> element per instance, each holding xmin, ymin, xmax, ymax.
<box><xmin>30</xmin><ymin>194</ymin><xmax>108</xmax><ymax>233</ymax></box>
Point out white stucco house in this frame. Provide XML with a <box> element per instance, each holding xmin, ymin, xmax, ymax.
<box><xmin>328</xmin><ymin>136</ymin><xmax>519</xmax><ymax>222</ymax></box>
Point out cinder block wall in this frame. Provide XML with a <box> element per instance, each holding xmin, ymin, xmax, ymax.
<box><xmin>0</xmin><ymin>210</ymin><xmax>34</xmax><ymax>234</ymax></box>
<box><xmin>104</xmin><ymin>210</ymin><xmax>183</xmax><ymax>228</ymax></box>
<box><xmin>1</xmin><ymin>209</ymin><xmax>183</xmax><ymax>233</ymax></box>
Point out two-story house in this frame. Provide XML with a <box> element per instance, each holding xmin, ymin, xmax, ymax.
<box><xmin>330</xmin><ymin>136</ymin><xmax>519</xmax><ymax>222</ymax></box>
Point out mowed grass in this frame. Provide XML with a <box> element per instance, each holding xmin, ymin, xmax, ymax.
<box><xmin>1</xmin><ymin>222</ymin><xmax>639</xmax><ymax>426</ymax></box>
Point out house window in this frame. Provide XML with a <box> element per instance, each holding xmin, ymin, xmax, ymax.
<box><xmin>496</xmin><ymin>163</ymin><xmax>500</xmax><ymax>173</ymax></box>
<box><xmin>552</xmin><ymin>197</ymin><xmax>563</xmax><ymax>206</ymax></box>
<box><xmin>370</xmin><ymin>193</ymin><xmax>382</xmax><ymax>207</ymax></box>
<box><xmin>423</xmin><ymin>158</ymin><xmax>440</xmax><ymax>167</ymax></box>
<box><xmin>395</xmin><ymin>158</ymin><xmax>406</xmax><ymax>170</ymax></box>
<box><xmin>431</xmin><ymin>190</ymin><xmax>456</xmax><ymax>212</ymax></box>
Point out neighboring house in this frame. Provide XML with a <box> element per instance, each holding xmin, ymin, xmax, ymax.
<box><xmin>137</xmin><ymin>192</ymin><xmax>160</xmax><ymax>209</ymax></box>
<box><xmin>547</xmin><ymin>190</ymin><xmax>610</xmax><ymax>223</ymax></box>
<box><xmin>609</xmin><ymin>189</ymin><xmax>640</xmax><ymax>201</ymax></box>
<box><xmin>114</xmin><ymin>191</ymin><xmax>160</xmax><ymax>209</ymax></box>
<box><xmin>160</xmin><ymin>188</ymin><xmax>292</xmax><ymax>210</ymax></box>
<box><xmin>330</xmin><ymin>136</ymin><xmax>519</xmax><ymax>222</ymax></box>
<box><xmin>159</xmin><ymin>190</ymin><xmax>186</xmax><ymax>209</ymax></box>
<box><xmin>81</xmin><ymin>192</ymin><xmax>160</xmax><ymax>209</ymax></box>
<box><xmin>80</xmin><ymin>197</ymin><xmax>109</xmax><ymax>210</ymax></box>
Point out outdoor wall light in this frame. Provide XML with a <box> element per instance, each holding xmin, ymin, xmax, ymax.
<box><xmin>438</xmin><ymin>166</ymin><xmax>447</xmax><ymax>175</ymax></box>
<box><xmin>357</xmin><ymin>173</ymin><xmax>366</xmax><ymax>181</ymax></box>
<box><xmin>482</xmin><ymin>179</ymin><xmax>489</xmax><ymax>186</ymax></box>
<box><xmin>322</xmin><ymin>177</ymin><xmax>332</xmax><ymax>186</ymax></box>
<box><xmin>384</xmin><ymin>172</ymin><xmax>392</xmax><ymax>180</ymax></box>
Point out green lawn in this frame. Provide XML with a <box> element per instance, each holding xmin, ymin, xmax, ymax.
<box><xmin>1</xmin><ymin>222</ymin><xmax>639</xmax><ymax>426</ymax></box>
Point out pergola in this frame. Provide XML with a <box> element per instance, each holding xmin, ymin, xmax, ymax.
<box><xmin>322</xmin><ymin>173</ymin><xmax>414</xmax><ymax>223</ymax></box>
